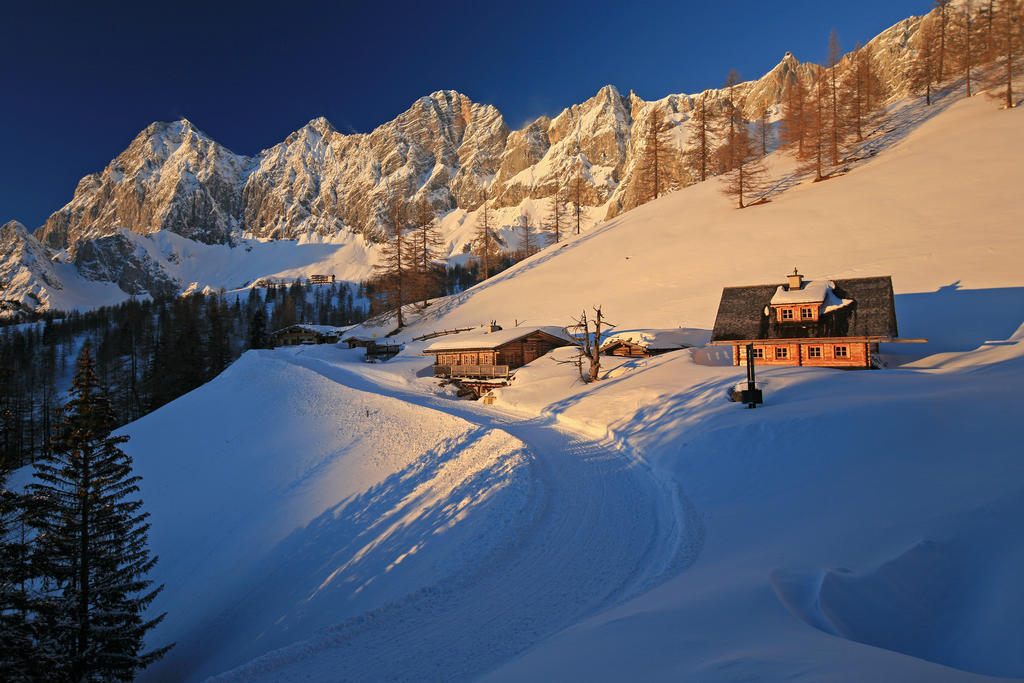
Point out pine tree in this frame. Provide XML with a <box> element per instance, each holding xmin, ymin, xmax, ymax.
<box><xmin>248</xmin><ymin>305</ymin><xmax>270</xmax><ymax>349</ymax></box>
<box><xmin>28</xmin><ymin>343</ymin><xmax>170</xmax><ymax>681</ymax></box>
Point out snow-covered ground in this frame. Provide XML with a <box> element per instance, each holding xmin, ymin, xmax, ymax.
<box><xmin>121</xmin><ymin>84</ymin><xmax>1024</xmax><ymax>680</ymax></box>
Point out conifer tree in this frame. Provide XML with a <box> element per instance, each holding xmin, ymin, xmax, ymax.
<box><xmin>912</xmin><ymin>19</ymin><xmax>940</xmax><ymax>105</ymax></box>
<box><xmin>473</xmin><ymin>189</ymin><xmax>501</xmax><ymax>281</ymax></box>
<box><xmin>570</xmin><ymin>163</ymin><xmax>585</xmax><ymax>235</ymax></box>
<box><xmin>543</xmin><ymin>184</ymin><xmax>567</xmax><ymax>245</ymax></box>
<box><xmin>409</xmin><ymin>197</ymin><xmax>443</xmax><ymax>306</ymax></box>
<box><xmin>843</xmin><ymin>43</ymin><xmax>886</xmax><ymax>141</ymax></box>
<box><xmin>248</xmin><ymin>304</ymin><xmax>270</xmax><ymax>349</ymax></box>
<box><xmin>827</xmin><ymin>29</ymin><xmax>844</xmax><ymax>165</ymax></box>
<box><xmin>515</xmin><ymin>214</ymin><xmax>538</xmax><ymax>258</ymax></box>
<box><xmin>685</xmin><ymin>93</ymin><xmax>717</xmax><ymax>182</ymax></box>
<box><xmin>780</xmin><ymin>75</ymin><xmax>811</xmax><ymax>156</ymax></box>
<box><xmin>637</xmin><ymin>107</ymin><xmax>675</xmax><ymax>203</ymax></box>
<box><xmin>28</xmin><ymin>343</ymin><xmax>170</xmax><ymax>681</ymax></box>
<box><xmin>935</xmin><ymin>0</ymin><xmax>953</xmax><ymax>79</ymax></box>
<box><xmin>988</xmin><ymin>0</ymin><xmax>1022</xmax><ymax>108</ymax></box>
<box><xmin>375</xmin><ymin>196</ymin><xmax>411</xmax><ymax>326</ymax></box>
<box><xmin>953</xmin><ymin>2</ymin><xmax>977</xmax><ymax>97</ymax></box>
<box><xmin>718</xmin><ymin>70</ymin><xmax>768</xmax><ymax>207</ymax></box>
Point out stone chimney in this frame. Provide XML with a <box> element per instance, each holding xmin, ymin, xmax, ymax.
<box><xmin>787</xmin><ymin>268</ymin><xmax>803</xmax><ymax>290</ymax></box>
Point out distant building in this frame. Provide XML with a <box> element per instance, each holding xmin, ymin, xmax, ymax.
<box><xmin>309</xmin><ymin>274</ymin><xmax>336</xmax><ymax>285</ymax></box>
<box><xmin>709</xmin><ymin>269</ymin><xmax>906</xmax><ymax>369</ymax></box>
<box><xmin>424</xmin><ymin>326</ymin><xmax>574</xmax><ymax>380</ymax></box>
<box><xmin>600</xmin><ymin>329</ymin><xmax>702</xmax><ymax>357</ymax></box>
<box><xmin>271</xmin><ymin>324</ymin><xmax>346</xmax><ymax>346</ymax></box>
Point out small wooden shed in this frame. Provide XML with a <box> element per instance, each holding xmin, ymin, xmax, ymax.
<box><xmin>271</xmin><ymin>324</ymin><xmax>345</xmax><ymax>347</ymax></box>
<box><xmin>600</xmin><ymin>329</ymin><xmax>704</xmax><ymax>357</ymax></box>
<box><xmin>424</xmin><ymin>326</ymin><xmax>573</xmax><ymax>380</ymax></box>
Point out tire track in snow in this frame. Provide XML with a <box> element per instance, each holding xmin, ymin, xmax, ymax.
<box><xmin>210</xmin><ymin>351</ymin><xmax>696</xmax><ymax>682</ymax></box>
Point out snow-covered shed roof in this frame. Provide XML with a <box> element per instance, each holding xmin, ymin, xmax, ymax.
<box><xmin>273</xmin><ymin>324</ymin><xmax>349</xmax><ymax>336</ymax></box>
<box><xmin>601</xmin><ymin>328</ymin><xmax>709</xmax><ymax>350</ymax></box>
<box><xmin>423</xmin><ymin>326</ymin><xmax>574</xmax><ymax>352</ymax></box>
<box><xmin>710</xmin><ymin>276</ymin><xmax>898</xmax><ymax>342</ymax></box>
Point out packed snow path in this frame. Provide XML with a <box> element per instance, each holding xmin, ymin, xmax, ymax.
<box><xmin>211</xmin><ymin>347</ymin><xmax>693</xmax><ymax>681</ymax></box>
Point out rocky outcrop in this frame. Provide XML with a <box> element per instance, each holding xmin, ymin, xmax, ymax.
<box><xmin>0</xmin><ymin>221</ymin><xmax>62</xmax><ymax>311</ymax></box>
<box><xmin>71</xmin><ymin>231</ymin><xmax>181</xmax><ymax>299</ymax></box>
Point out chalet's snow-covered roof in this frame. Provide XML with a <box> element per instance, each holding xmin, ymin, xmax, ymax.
<box><xmin>424</xmin><ymin>326</ymin><xmax>573</xmax><ymax>352</ymax></box>
<box><xmin>601</xmin><ymin>328</ymin><xmax>709</xmax><ymax>350</ymax></box>
<box><xmin>711</xmin><ymin>276</ymin><xmax>897</xmax><ymax>342</ymax></box>
<box><xmin>769</xmin><ymin>279</ymin><xmax>832</xmax><ymax>305</ymax></box>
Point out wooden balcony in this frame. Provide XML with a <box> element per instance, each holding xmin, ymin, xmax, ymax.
<box><xmin>433</xmin><ymin>364</ymin><xmax>510</xmax><ymax>379</ymax></box>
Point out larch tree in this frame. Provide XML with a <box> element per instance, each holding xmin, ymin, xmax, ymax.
<box><xmin>473</xmin><ymin>189</ymin><xmax>502</xmax><ymax>280</ymax></box>
<box><xmin>988</xmin><ymin>0</ymin><xmax>1022</xmax><ymax>108</ymax></box>
<box><xmin>827</xmin><ymin>29</ymin><xmax>844</xmax><ymax>165</ymax></box>
<box><xmin>684</xmin><ymin>93</ymin><xmax>716</xmax><ymax>182</ymax></box>
<box><xmin>911</xmin><ymin>19</ymin><xmax>940</xmax><ymax>105</ymax></box>
<box><xmin>570</xmin><ymin>162</ymin><xmax>585</xmax><ymax>235</ymax></box>
<box><xmin>842</xmin><ymin>43</ymin><xmax>886</xmax><ymax>142</ymax></box>
<box><xmin>806</xmin><ymin>64</ymin><xmax>830</xmax><ymax>180</ymax></box>
<box><xmin>935</xmin><ymin>0</ymin><xmax>953</xmax><ymax>79</ymax></box>
<box><xmin>637</xmin><ymin>106</ymin><xmax>676</xmax><ymax>203</ymax></box>
<box><xmin>543</xmin><ymin>183</ymin><xmax>567</xmax><ymax>245</ymax></box>
<box><xmin>515</xmin><ymin>214</ymin><xmax>538</xmax><ymax>258</ymax></box>
<box><xmin>374</xmin><ymin>196</ymin><xmax>410</xmax><ymax>327</ymax></box>
<box><xmin>780</xmin><ymin>75</ymin><xmax>811</xmax><ymax>156</ymax></box>
<box><xmin>28</xmin><ymin>343</ymin><xmax>170</xmax><ymax>681</ymax></box>
<box><xmin>954</xmin><ymin>2</ymin><xmax>979</xmax><ymax>97</ymax></box>
<box><xmin>754</xmin><ymin>107</ymin><xmax>770</xmax><ymax>156</ymax></box>
<box><xmin>409</xmin><ymin>197</ymin><xmax>443</xmax><ymax>306</ymax></box>
<box><xmin>718</xmin><ymin>70</ymin><xmax>768</xmax><ymax>207</ymax></box>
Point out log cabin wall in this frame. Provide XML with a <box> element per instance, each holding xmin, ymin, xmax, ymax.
<box><xmin>735</xmin><ymin>341</ymin><xmax>870</xmax><ymax>368</ymax></box>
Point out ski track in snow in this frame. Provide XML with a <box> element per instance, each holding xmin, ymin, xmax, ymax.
<box><xmin>208</xmin><ymin>348</ymin><xmax>695</xmax><ymax>682</ymax></box>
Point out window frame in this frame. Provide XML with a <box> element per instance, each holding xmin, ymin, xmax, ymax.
<box><xmin>807</xmin><ymin>345</ymin><xmax>822</xmax><ymax>358</ymax></box>
<box><xmin>779</xmin><ymin>308</ymin><xmax>794</xmax><ymax>321</ymax></box>
<box><xmin>800</xmin><ymin>307</ymin><xmax>815</xmax><ymax>320</ymax></box>
<box><xmin>775</xmin><ymin>346</ymin><xmax>789</xmax><ymax>360</ymax></box>
<box><xmin>834</xmin><ymin>345</ymin><xmax>849</xmax><ymax>358</ymax></box>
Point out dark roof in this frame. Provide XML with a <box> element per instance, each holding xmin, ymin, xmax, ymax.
<box><xmin>710</xmin><ymin>276</ymin><xmax>898</xmax><ymax>342</ymax></box>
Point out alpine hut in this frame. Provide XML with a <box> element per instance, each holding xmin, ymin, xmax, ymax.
<box><xmin>709</xmin><ymin>269</ymin><xmax>908</xmax><ymax>369</ymax></box>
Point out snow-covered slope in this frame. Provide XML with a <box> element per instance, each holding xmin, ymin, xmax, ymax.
<box><xmin>117</xmin><ymin>76</ymin><xmax>1024</xmax><ymax>681</ymax></box>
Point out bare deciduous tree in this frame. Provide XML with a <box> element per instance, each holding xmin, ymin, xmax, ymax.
<box><xmin>780</xmin><ymin>75</ymin><xmax>811</xmax><ymax>156</ymax></box>
<box><xmin>637</xmin><ymin>106</ymin><xmax>676</xmax><ymax>203</ymax></box>
<box><xmin>409</xmin><ymin>197</ymin><xmax>443</xmax><ymax>306</ymax></box>
<box><xmin>562</xmin><ymin>306</ymin><xmax>614</xmax><ymax>383</ymax></box>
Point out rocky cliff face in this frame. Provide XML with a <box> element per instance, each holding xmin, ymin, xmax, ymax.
<box><xmin>2</xmin><ymin>8</ymin><xmax>929</xmax><ymax>312</ymax></box>
<box><xmin>0</xmin><ymin>221</ymin><xmax>61</xmax><ymax>311</ymax></box>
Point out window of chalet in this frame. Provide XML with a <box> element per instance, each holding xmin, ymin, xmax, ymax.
<box><xmin>780</xmin><ymin>308</ymin><xmax>794</xmax><ymax>320</ymax></box>
<box><xmin>807</xmin><ymin>346</ymin><xmax>822</xmax><ymax>358</ymax></box>
<box><xmin>775</xmin><ymin>347</ymin><xmax>789</xmax><ymax>359</ymax></box>
<box><xmin>801</xmin><ymin>307</ymin><xmax>814</xmax><ymax>319</ymax></box>
<box><xmin>834</xmin><ymin>345</ymin><xmax>848</xmax><ymax>358</ymax></box>
<box><xmin>751</xmin><ymin>347</ymin><xmax>764</xmax><ymax>359</ymax></box>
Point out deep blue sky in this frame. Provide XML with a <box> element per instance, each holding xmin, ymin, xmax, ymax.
<box><xmin>2</xmin><ymin>0</ymin><xmax>929</xmax><ymax>229</ymax></box>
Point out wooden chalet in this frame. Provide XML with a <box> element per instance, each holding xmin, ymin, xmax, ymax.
<box><xmin>271</xmin><ymin>324</ymin><xmax>345</xmax><ymax>346</ymax></box>
<box><xmin>709</xmin><ymin>270</ymin><xmax>911</xmax><ymax>369</ymax></box>
<box><xmin>424</xmin><ymin>326</ymin><xmax>573</xmax><ymax>380</ymax></box>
